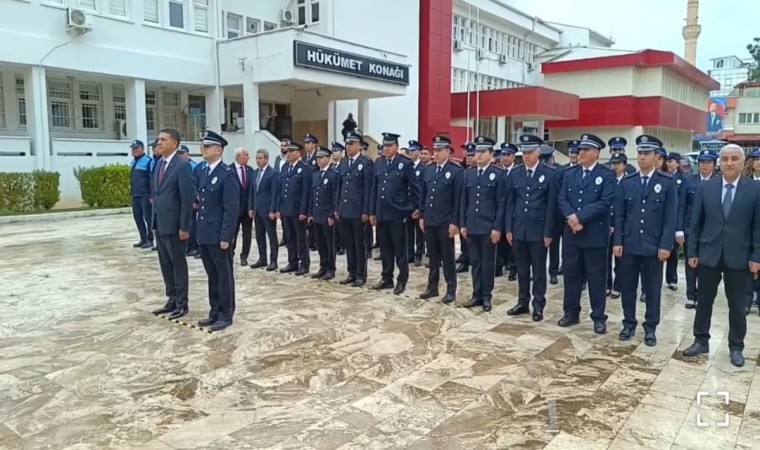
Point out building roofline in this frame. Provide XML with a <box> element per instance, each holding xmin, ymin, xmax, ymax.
<box><xmin>487</xmin><ymin>0</ymin><xmax>564</xmax><ymax>33</ymax></box>
<box><xmin>544</xmin><ymin>21</ymin><xmax>616</xmax><ymax>46</ymax></box>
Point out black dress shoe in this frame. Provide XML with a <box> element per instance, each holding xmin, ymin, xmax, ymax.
<box><xmin>152</xmin><ymin>246</ymin><xmax>159</xmax><ymax>252</ymax></box>
<box><xmin>279</xmin><ymin>239</ymin><xmax>286</xmax><ymax>247</ymax></box>
<box><xmin>152</xmin><ymin>305</ymin><xmax>174</xmax><ymax>315</ymax></box>
<box><xmin>133</xmin><ymin>241</ymin><xmax>144</xmax><ymax>248</ymax></box>
<box><xmin>639</xmin><ymin>293</ymin><xmax>646</xmax><ymax>303</ymax></box>
<box><xmin>140</xmin><ymin>241</ymin><xmax>153</xmax><ymax>249</ymax></box>
<box><xmin>210</xmin><ymin>320</ymin><xmax>232</xmax><ymax>332</ymax></box>
<box><xmin>240</xmin><ymin>257</ymin><xmax>249</xmax><ymax>266</ymax></box>
<box><xmin>532</xmin><ymin>308</ymin><xmax>544</xmax><ymax>322</ymax></box>
<box><xmin>198</xmin><ymin>317</ymin><xmax>217</xmax><ymax>327</ymax></box>
<box><xmin>337</xmin><ymin>249</ymin><xmax>345</xmax><ymax>255</ymax></box>
<box><xmin>463</xmin><ymin>297</ymin><xmax>482</xmax><ymax>309</ymax></box>
<box><xmin>373</xmin><ymin>255</ymin><xmax>382</xmax><ymax>261</ymax></box>
<box><xmin>549</xmin><ymin>275</ymin><xmax>558</xmax><ymax>285</ymax></box>
<box><xmin>456</xmin><ymin>264</ymin><xmax>469</xmax><ymax>273</ymax></box>
<box><xmin>340</xmin><ymin>276</ymin><xmax>356</xmax><ymax>285</ymax></box>
<box><xmin>441</xmin><ymin>294</ymin><xmax>456</xmax><ymax>304</ymax></box>
<box><xmin>593</xmin><ymin>321</ymin><xmax>607</xmax><ymax>334</ymax></box>
<box><xmin>419</xmin><ymin>290</ymin><xmax>439</xmax><ymax>300</ymax></box>
<box><xmin>507</xmin><ymin>304</ymin><xmax>530</xmax><ymax>316</ymax></box>
<box><xmin>644</xmin><ymin>331</ymin><xmax>657</xmax><ymax>347</ymax></box>
<box><xmin>482</xmin><ymin>299</ymin><xmax>492</xmax><ymax>312</ymax></box>
<box><xmin>250</xmin><ymin>260</ymin><xmax>267</xmax><ymax>269</ymax></box>
<box><xmin>266</xmin><ymin>263</ymin><xmax>277</xmax><ymax>271</ymax></box>
<box><xmin>372</xmin><ymin>280</ymin><xmax>394</xmax><ymax>290</ymax></box>
<box><xmin>295</xmin><ymin>268</ymin><xmax>308</xmax><ymax>276</ymax></box>
<box><xmin>495</xmin><ymin>269</ymin><xmax>504</xmax><ymax>277</ymax></box>
<box><xmin>619</xmin><ymin>327</ymin><xmax>635</xmax><ymax>341</ymax></box>
<box><xmin>168</xmin><ymin>307</ymin><xmax>189</xmax><ymax>320</ymax></box>
<box><xmin>682</xmin><ymin>342</ymin><xmax>710</xmax><ymax>357</ymax></box>
<box><xmin>393</xmin><ymin>284</ymin><xmax>406</xmax><ymax>295</ymax></box>
<box><xmin>610</xmin><ymin>291</ymin><xmax>621</xmax><ymax>299</ymax></box>
<box><xmin>322</xmin><ymin>272</ymin><xmax>335</xmax><ymax>281</ymax></box>
<box><xmin>311</xmin><ymin>271</ymin><xmax>326</xmax><ymax>279</ymax></box>
<box><xmin>351</xmin><ymin>279</ymin><xmax>366</xmax><ymax>287</ymax></box>
<box><xmin>685</xmin><ymin>298</ymin><xmax>697</xmax><ymax>309</ymax></box>
<box><xmin>557</xmin><ymin>265</ymin><xmax>563</xmax><ymax>275</ymax></box>
<box><xmin>194</xmin><ymin>253</ymin><xmax>201</xmax><ymax>259</ymax></box>
<box><xmin>558</xmin><ymin>315</ymin><xmax>579</xmax><ymax>327</ymax></box>
<box><xmin>730</xmin><ymin>350</ymin><xmax>745</xmax><ymax>367</ymax></box>
<box><xmin>280</xmin><ymin>265</ymin><xmax>297</xmax><ymax>273</ymax></box>
<box><xmin>508</xmin><ymin>272</ymin><xmax>517</xmax><ymax>281</ymax></box>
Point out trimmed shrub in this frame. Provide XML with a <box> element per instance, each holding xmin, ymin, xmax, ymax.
<box><xmin>32</xmin><ymin>171</ymin><xmax>61</xmax><ymax>210</ymax></box>
<box><xmin>0</xmin><ymin>171</ymin><xmax>61</xmax><ymax>214</ymax></box>
<box><xmin>74</xmin><ymin>164</ymin><xmax>131</xmax><ymax>208</ymax></box>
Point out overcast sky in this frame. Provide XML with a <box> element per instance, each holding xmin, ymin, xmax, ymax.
<box><xmin>507</xmin><ymin>0</ymin><xmax>758</xmax><ymax>70</ymax></box>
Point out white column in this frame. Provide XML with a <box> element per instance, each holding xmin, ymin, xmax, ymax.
<box><xmin>327</xmin><ymin>100</ymin><xmax>336</xmax><ymax>144</ymax></box>
<box><xmin>496</xmin><ymin>116</ymin><xmax>507</xmax><ymax>143</ymax></box>
<box><xmin>242</xmin><ymin>81</ymin><xmax>259</xmax><ymax>149</ymax></box>
<box><xmin>357</xmin><ymin>98</ymin><xmax>370</xmax><ymax>136</ymax></box>
<box><xmin>205</xmin><ymin>86</ymin><xmax>224</xmax><ymax>133</ymax></box>
<box><xmin>125</xmin><ymin>79</ymin><xmax>147</xmax><ymax>145</ymax></box>
<box><xmin>24</xmin><ymin>66</ymin><xmax>51</xmax><ymax>170</ymax></box>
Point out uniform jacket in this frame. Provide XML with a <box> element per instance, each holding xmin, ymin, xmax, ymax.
<box><xmin>504</xmin><ymin>163</ymin><xmax>558</xmax><ymax>242</ymax></box>
<box><xmin>669</xmin><ymin>170</ymin><xmax>687</xmax><ymax>232</ymax></box>
<box><xmin>558</xmin><ymin>163</ymin><xmax>616</xmax><ymax>248</ymax></box>
<box><xmin>130</xmin><ymin>154</ymin><xmax>154</xmax><ymax>197</ymax></box>
<box><xmin>302</xmin><ymin>151</ymin><xmax>318</xmax><ymax>170</ymax></box>
<box><xmin>680</xmin><ymin>173</ymin><xmax>717</xmax><ymax>236</ymax></box>
<box><xmin>249</xmin><ymin>165</ymin><xmax>281</xmax><ymax>218</ymax></box>
<box><xmin>613</xmin><ymin>171</ymin><xmax>678</xmax><ymax>256</ymax></box>
<box><xmin>279</xmin><ymin>160</ymin><xmax>312</xmax><ymax>217</ymax></box>
<box><xmin>419</xmin><ymin>161</ymin><xmax>463</xmax><ymax>228</ymax></box>
<box><xmin>196</xmin><ymin>163</ymin><xmax>240</xmax><ymax>245</ymax></box>
<box><xmin>152</xmin><ymin>153</ymin><xmax>195</xmax><ymax>235</ymax></box>
<box><xmin>688</xmin><ymin>176</ymin><xmax>760</xmax><ymax>270</ymax></box>
<box><xmin>459</xmin><ymin>164</ymin><xmax>506</xmax><ymax>235</ymax></box>
<box><xmin>337</xmin><ymin>154</ymin><xmax>374</xmax><ymax>220</ymax></box>
<box><xmin>370</xmin><ymin>155</ymin><xmax>421</xmax><ymax>221</ymax></box>
<box><xmin>309</xmin><ymin>167</ymin><xmax>339</xmax><ymax>223</ymax></box>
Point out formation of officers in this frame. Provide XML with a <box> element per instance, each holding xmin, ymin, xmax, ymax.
<box><xmin>138</xmin><ymin>126</ymin><xmax>760</xmax><ymax>367</ymax></box>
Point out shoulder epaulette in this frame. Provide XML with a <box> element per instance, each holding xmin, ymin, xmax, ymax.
<box><xmin>623</xmin><ymin>172</ymin><xmax>639</xmax><ymax>180</ymax></box>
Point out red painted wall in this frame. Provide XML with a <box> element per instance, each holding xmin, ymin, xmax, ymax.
<box><xmin>450</xmin><ymin>87</ymin><xmax>579</xmax><ymax>120</ymax></box>
<box><xmin>418</xmin><ymin>0</ymin><xmax>454</xmax><ymax>150</ymax></box>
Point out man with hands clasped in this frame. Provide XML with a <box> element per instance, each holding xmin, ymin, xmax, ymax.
<box><xmin>612</xmin><ymin>135</ymin><xmax>677</xmax><ymax>346</ymax></box>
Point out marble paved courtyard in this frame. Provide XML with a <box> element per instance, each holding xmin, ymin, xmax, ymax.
<box><xmin>3</xmin><ymin>214</ymin><xmax>760</xmax><ymax>449</ymax></box>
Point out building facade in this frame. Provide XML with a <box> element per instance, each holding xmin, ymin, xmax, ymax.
<box><xmin>707</xmin><ymin>55</ymin><xmax>757</xmax><ymax>97</ymax></box>
<box><xmin>716</xmin><ymin>81</ymin><xmax>760</xmax><ymax>148</ymax></box>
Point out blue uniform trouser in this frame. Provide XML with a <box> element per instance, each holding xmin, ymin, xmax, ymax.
<box><xmin>468</xmin><ymin>234</ymin><xmax>496</xmax><ymax>302</ymax></box>
<box><xmin>562</xmin><ymin>245</ymin><xmax>607</xmax><ymax>322</ymax></box>
<box><xmin>199</xmin><ymin>244</ymin><xmax>235</xmax><ymax>322</ymax></box>
<box><xmin>621</xmin><ymin>254</ymin><xmax>663</xmax><ymax>332</ymax></box>
<box><xmin>131</xmin><ymin>196</ymin><xmax>152</xmax><ymax>242</ymax></box>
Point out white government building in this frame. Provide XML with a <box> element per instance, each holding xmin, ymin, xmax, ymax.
<box><xmin>0</xmin><ymin>0</ymin><xmax>614</xmax><ymax>205</ymax></box>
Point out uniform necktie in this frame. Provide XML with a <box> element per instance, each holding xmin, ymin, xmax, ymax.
<box><xmin>436</xmin><ymin>166</ymin><xmax>442</xmax><ymax>176</ymax></box>
<box><xmin>255</xmin><ymin>168</ymin><xmax>264</xmax><ymax>192</ymax></box>
<box><xmin>583</xmin><ymin>169</ymin><xmax>590</xmax><ymax>179</ymax></box>
<box><xmin>527</xmin><ymin>169</ymin><xmax>533</xmax><ymax>179</ymax></box>
<box><xmin>288</xmin><ymin>164</ymin><xmax>293</xmax><ymax>175</ymax></box>
<box><xmin>478</xmin><ymin>168</ymin><xmax>484</xmax><ymax>178</ymax></box>
<box><xmin>723</xmin><ymin>184</ymin><xmax>734</xmax><ymax>219</ymax></box>
<box><xmin>240</xmin><ymin>166</ymin><xmax>246</xmax><ymax>187</ymax></box>
<box><xmin>641</xmin><ymin>176</ymin><xmax>649</xmax><ymax>188</ymax></box>
<box><xmin>158</xmin><ymin>159</ymin><xmax>168</xmax><ymax>184</ymax></box>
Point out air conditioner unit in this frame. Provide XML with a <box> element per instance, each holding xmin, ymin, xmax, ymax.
<box><xmin>66</xmin><ymin>7</ymin><xmax>93</xmax><ymax>32</ymax></box>
<box><xmin>453</xmin><ymin>39</ymin><xmax>463</xmax><ymax>52</ymax></box>
<box><xmin>526</xmin><ymin>62</ymin><xmax>535</xmax><ymax>71</ymax></box>
<box><xmin>115</xmin><ymin>120</ymin><xmax>128</xmax><ymax>140</ymax></box>
<box><xmin>499</xmin><ymin>54</ymin><xmax>508</xmax><ymax>64</ymax></box>
<box><xmin>476</xmin><ymin>49</ymin><xmax>485</xmax><ymax>60</ymax></box>
<box><xmin>280</xmin><ymin>9</ymin><xmax>295</xmax><ymax>24</ymax></box>
<box><xmin>246</xmin><ymin>18</ymin><xmax>260</xmax><ymax>34</ymax></box>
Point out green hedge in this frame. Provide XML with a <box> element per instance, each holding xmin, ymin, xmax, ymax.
<box><xmin>74</xmin><ymin>164</ymin><xmax>132</xmax><ymax>208</ymax></box>
<box><xmin>0</xmin><ymin>171</ymin><xmax>60</xmax><ymax>214</ymax></box>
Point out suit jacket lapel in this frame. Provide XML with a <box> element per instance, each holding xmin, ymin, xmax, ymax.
<box><xmin>580</xmin><ymin>165</ymin><xmax>595</xmax><ymax>189</ymax></box>
<box><xmin>158</xmin><ymin>156</ymin><xmax>177</xmax><ymax>192</ymax></box>
<box><xmin>726</xmin><ymin>177</ymin><xmax>746</xmax><ymax>221</ymax></box>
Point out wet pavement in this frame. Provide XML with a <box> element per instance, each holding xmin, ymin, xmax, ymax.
<box><xmin>1</xmin><ymin>214</ymin><xmax>759</xmax><ymax>449</ymax></box>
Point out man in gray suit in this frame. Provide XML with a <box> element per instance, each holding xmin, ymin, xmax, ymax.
<box><xmin>151</xmin><ymin>128</ymin><xmax>196</xmax><ymax>320</ymax></box>
<box><xmin>682</xmin><ymin>144</ymin><xmax>760</xmax><ymax>367</ymax></box>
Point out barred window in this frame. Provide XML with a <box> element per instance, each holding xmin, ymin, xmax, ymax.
<box><xmin>49</xmin><ymin>81</ymin><xmax>72</xmax><ymax>129</ymax></box>
<box><xmin>0</xmin><ymin>74</ymin><xmax>6</xmax><ymax>129</ymax></box>
<box><xmin>16</xmin><ymin>76</ymin><xmax>26</xmax><ymax>127</ymax></box>
<box><xmin>113</xmin><ymin>85</ymin><xmax>126</xmax><ymax>121</ymax></box>
<box><xmin>79</xmin><ymin>83</ymin><xmax>101</xmax><ymax>129</ymax></box>
<box><xmin>145</xmin><ymin>89</ymin><xmax>157</xmax><ymax>131</ymax></box>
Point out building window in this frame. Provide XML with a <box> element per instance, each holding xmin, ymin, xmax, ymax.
<box><xmin>145</xmin><ymin>89</ymin><xmax>157</xmax><ymax>131</ymax></box>
<box><xmin>192</xmin><ymin>0</ymin><xmax>208</xmax><ymax>32</ymax></box>
<box><xmin>16</xmin><ymin>77</ymin><xmax>26</xmax><ymax>127</ymax></box>
<box><xmin>78</xmin><ymin>83</ymin><xmax>101</xmax><ymax>129</ymax></box>
<box><xmin>78</xmin><ymin>0</ymin><xmax>97</xmax><ymax>11</ymax></box>
<box><xmin>107</xmin><ymin>0</ymin><xmax>128</xmax><ymax>17</ymax></box>
<box><xmin>226</xmin><ymin>13</ymin><xmax>242</xmax><ymax>38</ymax></box>
<box><xmin>296</xmin><ymin>0</ymin><xmax>319</xmax><ymax>25</ymax></box>
<box><xmin>263</xmin><ymin>21</ymin><xmax>276</xmax><ymax>31</ymax></box>
<box><xmin>739</xmin><ymin>113</ymin><xmax>760</xmax><ymax>125</ymax></box>
<box><xmin>0</xmin><ymin>75</ymin><xmax>5</xmax><ymax>129</ymax></box>
<box><xmin>162</xmin><ymin>90</ymin><xmax>180</xmax><ymax>130</ymax></box>
<box><xmin>112</xmin><ymin>85</ymin><xmax>126</xmax><ymax>121</ymax></box>
<box><xmin>168</xmin><ymin>0</ymin><xmax>184</xmax><ymax>29</ymax></box>
<box><xmin>48</xmin><ymin>81</ymin><xmax>72</xmax><ymax>129</ymax></box>
<box><xmin>246</xmin><ymin>17</ymin><xmax>260</xmax><ymax>35</ymax></box>
<box><xmin>144</xmin><ymin>0</ymin><xmax>159</xmax><ymax>23</ymax></box>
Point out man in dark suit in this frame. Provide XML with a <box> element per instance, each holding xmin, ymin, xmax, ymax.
<box><xmin>195</xmin><ymin>131</ymin><xmax>239</xmax><ymax>331</ymax></box>
<box><xmin>337</xmin><ymin>132</ymin><xmax>374</xmax><ymax>287</ymax></box>
<box><xmin>150</xmin><ymin>128</ymin><xmax>196</xmax><ymax>320</ymax></box>
<box><xmin>558</xmin><ymin>134</ymin><xmax>616</xmax><ymax>334</ymax></box>
<box><xmin>248</xmin><ymin>149</ymin><xmax>280</xmax><ymax>271</ymax></box>
<box><xmin>504</xmin><ymin>135</ymin><xmax>557</xmax><ymax>322</ymax></box>
<box><xmin>278</xmin><ymin>141</ymin><xmax>313</xmax><ymax>275</ymax></box>
<box><xmin>232</xmin><ymin>147</ymin><xmax>254</xmax><ymax>266</ymax></box>
<box><xmin>682</xmin><ymin>144</ymin><xmax>760</xmax><ymax>367</ymax></box>
<box><xmin>274</xmin><ymin>137</ymin><xmax>290</xmax><ymax>247</ymax></box>
<box><xmin>308</xmin><ymin>147</ymin><xmax>340</xmax><ymax>280</ymax></box>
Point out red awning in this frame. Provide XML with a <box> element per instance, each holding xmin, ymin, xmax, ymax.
<box><xmin>450</xmin><ymin>87</ymin><xmax>579</xmax><ymax>121</ymax></box>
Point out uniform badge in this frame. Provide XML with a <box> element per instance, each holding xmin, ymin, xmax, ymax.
<box><xmin>358</xmin><ymin>164</ymin><xmax>363</xmax><ymax>171</ymax></box>
<box><xmin>211</xmin><ymin>176</ymin><xmax>218</xmax><ymax>185</ymax></box>
<box><xmin>595</xmin><ymin>176</ymin><xmax>602</xmax><ymax>185</ymax></box>
<box><xmin>538</xmin><ymin>174</ymin><xmax>545</xmax><ymax>183</ymax></box>
<box><xmin>445</xmin><ymin>172</ymin><xmax>451</xmax><ymax>179</ymax></box>
<box><xmin>398</xmin><ymin>162</ymin><xmax>404</xmax><ymax>170</ymax></box>
<box><xmin>489</xmin><ymin>173</ymin><xmax>496</xmax><ymax>181</ymax></box>
<box><xmin>676</xmin><ymin>179</ymin><xmax>682</xmax><ymax>185</ymax></box>
<box><xmin>654</xmin><ymin>183</ymin><xmax>661</xmax><ymax>193</ymax></box>
<box><xmin>297</xmin><ymin>167</ymin><xmax>302</xmax><ymax>174</ymax></box>
<box><xmin>323</xmin><ymin>178</ymin><xmax>329</xmax><ymax>185</ymax></box>
<box><xmin>415</xmin><ymin>170</ymin><xmax>420</xmax><ymax>177</ymax></box>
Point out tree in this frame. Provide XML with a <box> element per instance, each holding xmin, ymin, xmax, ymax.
<box><xmin>748</xmin><ymin>37</ymin><xmax>760</xmax><ymax>81</ymax></box>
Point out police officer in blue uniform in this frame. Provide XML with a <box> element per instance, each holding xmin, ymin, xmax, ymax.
<box><xmin>607</xmin><ymin>151</ymin><xmax>628</xmax><ymax>298</ymax></box>
<box><xmin>279</xmin><ymin>141</ymin><xmax>313</xmax><ymax>276</ymax></box>
<box><xmin>303</xmin><ymin>134</ymin><xmax>320</xmax><ymax>252</ymax></box>
<box><xmin>369</xmin><ymin>132</ymin><xmax>421</xmax><ymax>295</ymax></box>
<box><xmin>460</xmin><ymin>136</ymin><xmax>506</xmax><ymax>312</ymax></box>
<box><xmin>308</xmin><ymin>146</ymin><xmax>339</xmax><ymax>280</ymax></box>
<box><xmin>747</xmin><ymin>149</ymin><xmax>760</xmax><ymax>313</ymax></box>
<box><xmin>456</xmin><ymin>143</ymin><xmax>476</xmax><ymax>273</ymax></box>
<box><xmin>362</xmin><ymin>140</ymin><xmax>377</xmax><ymax>258</ymax></box>
<box><xmin>129</xmin><ymin>139</ymin><xmax>155</xmax><ymax>249</ymax></box>
<box><xmin>613</xmin><ymin>135</ymin><xmax>678</xmax><ymax>345</ymax></box>
<box><xmin>606</xmin><ymin>137</ymin><xmax>637</xmax><ymax>175</ymax></box>
<box><xmin>549</xmin><ymin>141</ymin><xmax>579</xmax><ymax>280</ymax></box>
<box><xmin>195</xmin><ymin>131</ymin><xmax>240</xmax><ymax>331</ymax></box>
<box><xmin>177</xmin><ymin>144</ymin><xmax>201</xmax><ymax>257</ymax></box>
<box><xmin>419</xmin><ymin>135</ymin><xmax>463</xmax><ymax>304</ymax></box>
<box><xmin>558</xmin><ymin>134</ymin><xmax>616</xmax><ymax>333</ymax></box>
<box><xmin>407</xmin><ymin>140</ymin><xmax>426</xmax><ymax>266</ymax></box>
<box><xmin>337</xmin><ymin>131</ymin><xmax>374</xmax><ymax>287</ymax></box>
<box><xmin>681</xmin><ymin>149</ymin><xmax>718</xmax><ymax>308</ymax></box>
<box><xmin>496</xmin><ymin>143</ymin><xmax>518</xmax><ymax>280</ymax></box>
<box><xmin>665</xmin><ymin>152</ymin><xmax>687</xmax><ymax>291</ymax></box>
<box><xmin>505</xmin><ymin>135</ymin><xmax>557</xmax><ymax>321</ymax></box>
